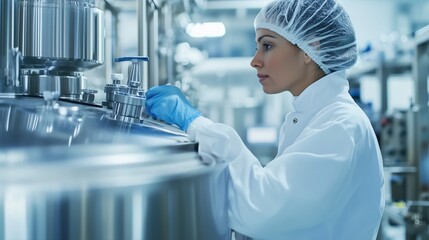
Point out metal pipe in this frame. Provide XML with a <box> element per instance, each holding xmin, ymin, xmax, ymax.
<box><xmin>158</xmin><ymin>3</ymin><xmax>174</xmax><ymax>85</ymax></box>
<box><xmin>0</xmin><ymin>0</ymin><xmax>15</xmax><ymax>92</ymax></box>
<box><xmin>148</xmin><ymin>2</ymin><xmax>159</xmax><ymax>88</ymax></box>
<box><xmin>165</xmin><ymin>4</ymin><xmax>174</xmax><ymax>85</ymax></box>
<box><xmin>103</xmin><ymin>1</ymin><xmax>121</xmax><ymax>82</ymax></box>
<box><xmin>137</xmin><ymin>0</ymin><xmax>149</xmax><ymax>91</ymax></box>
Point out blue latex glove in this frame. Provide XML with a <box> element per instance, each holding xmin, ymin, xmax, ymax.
<box><xmin>145</xmin><ymin>85</ymin><xmax>201</xmax><ymax>131</ymax></box>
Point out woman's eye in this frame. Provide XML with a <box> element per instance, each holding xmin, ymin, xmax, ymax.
<box><xmin>262</xmin><ymin>43</ymin><xmax>272</xmax><ymax>51</ymax></box>
<box><xmin>255</xmin><ymin>43</ymin><xmax>272</xmax><ymax>52</ymax></box>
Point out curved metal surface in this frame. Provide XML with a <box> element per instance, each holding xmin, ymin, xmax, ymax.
<box><xmin>21</xmin><ymin>72</ymin><xmax>86</xmax><ymax>99</ymax></box>
<box><xmin>16</xmin><ymin>0</ymin><xmax>104</xmax><ymax>70</ymax></box>
<box><xmin>0</xmin><ymin>146</ymin><xmax>230</xmax><ymax>240</ymax></box>
<box><xmin>0</xmin><ymin>97</ymin><xmax>187</xmax><ymax>147</ymax></box>
<box><xmin>0</xmin><ymin>97</ymin><xmax>230</xmax><ymax>240</ymax></box>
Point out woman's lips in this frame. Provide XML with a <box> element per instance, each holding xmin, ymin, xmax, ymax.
<box><xmin>257</xmin><ymin>74</ymin><xmax>269</xmax><ymax>82</ymax></box>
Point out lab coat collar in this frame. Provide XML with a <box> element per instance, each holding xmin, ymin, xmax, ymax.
<box><xmin>292</xmin><ymin>70</ymin><xmax>349</xmax><ymax>113</ymax></box>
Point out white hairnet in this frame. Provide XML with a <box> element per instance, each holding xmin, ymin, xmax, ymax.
<box><xmin>254</xmin><ymin>0</ymin><xmax>357</xmax><ymax>74</ymax></box>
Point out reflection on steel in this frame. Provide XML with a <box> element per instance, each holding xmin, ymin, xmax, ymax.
<box><xmin>7</xmin><ymin>0</ymin><xmax>105</xmax><ymax>100</ymax></box>
<box><xmin>0</xmin><ymin>97</ymin><xmax>230</xmax><ymax>240</ymax></box>
<box><xmin>1</xmin><ymin>1</ymin><xmax>230</xmax><ymax>239</ymax></box>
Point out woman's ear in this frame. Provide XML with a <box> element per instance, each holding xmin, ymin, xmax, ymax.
<box><xmin>302</xmin><ymin>52</ymin><xmax>313</xmax><ymax>64</ymax></box>
<box><xmin>303</xmin><ymin>40</ymin><xmax>320</xmax><ymax>64</ymax></box>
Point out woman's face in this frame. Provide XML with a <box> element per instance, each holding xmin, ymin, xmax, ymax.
<box><xmin>250</xmin><ymin>29</ymin><xmax>313</xmax><ymax>96</ymax></box>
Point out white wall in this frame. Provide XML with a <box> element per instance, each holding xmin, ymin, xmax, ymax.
<box><xmin>338</xmin><ymin>0</ymin><xmax>396</xmax><ymax>49</ymax></box>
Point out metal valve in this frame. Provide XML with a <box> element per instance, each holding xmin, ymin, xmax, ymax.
<box><xmin>103</xmin><ymin>73</ymin><xmax>128</xmax><ymax>109</ymax></box>
<box><xmin>109</xmin><ymin>56</ymin><xmax>149</xmax><ymax>123</ymax></box>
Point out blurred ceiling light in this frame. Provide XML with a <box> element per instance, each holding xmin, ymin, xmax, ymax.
<box><xmin>186</xmin><ymin>22</ymin><xmax>226</xmax><ymax>38</ymax></box>
<box><xmin>205</xmin><ymin>0</ymin><xmax>271</xmax><ymax>10</ymax></box>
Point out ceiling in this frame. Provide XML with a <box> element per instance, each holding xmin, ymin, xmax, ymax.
<box><xmin>204</xmin><ymin>0</ymin><xmax>271</xmax><ymax>10</ymax></box>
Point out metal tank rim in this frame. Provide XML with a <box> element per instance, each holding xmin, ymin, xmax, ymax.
<box><xmin>0</xmin><ymin>143</ymin><xmax>224</xmax><ymax>190</ymax></box>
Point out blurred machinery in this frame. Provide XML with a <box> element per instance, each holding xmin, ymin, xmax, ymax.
<box><xmin>0</xmin><ymin>0</ymin><xmax>230</xmax><ymax>240</ymax></box>
<box><xmin>344</xmin><ymin>22</ymin><xmax>429</xmax><ymax>239</ymax></box>
<box><xmin>372</xmin><ymin>25</ymin><xmax>429</xmax><ymax>240</ymax></box>
<box><xmin>402</xmin><ymin>25</ymin><xmax>429</xmax><ymax>240</ymax></box>
<box><xmin>381</xmin><ymin>111</ymin><xmax>407</xmax><ymax>166</ymax></box>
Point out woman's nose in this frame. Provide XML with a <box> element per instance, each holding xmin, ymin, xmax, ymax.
<box><xmin>250</xmin><ymin>54</ymin><xmax>262</xmax><ymax>68</ymax></box>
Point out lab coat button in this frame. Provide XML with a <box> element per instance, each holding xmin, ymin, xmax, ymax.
<box><xmin>293</xmin><ymin>118</ymin><xmax>298</xmax><ymax>124</ymax></box>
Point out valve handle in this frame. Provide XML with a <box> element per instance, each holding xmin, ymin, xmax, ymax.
<box><xmin>114</xmin><ymin>56</ymin><xmax>149</xmax><ymax>62</ymax></box>
<box><xmin>114</xmin><ymin>56</ymin><xmax>150</xmax><ymax>90</ymax></box>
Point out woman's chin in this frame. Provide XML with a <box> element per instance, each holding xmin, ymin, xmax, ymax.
<box><xmin>262</xmin><ymin>86</ymin><xmax>280</xmax><ymax>94</ymax></box>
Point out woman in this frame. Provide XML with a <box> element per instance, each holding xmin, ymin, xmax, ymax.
<box><xmin>145</xmin><ymin>0</ymin><xmax>385</xmax><ymax>239</ymax></box>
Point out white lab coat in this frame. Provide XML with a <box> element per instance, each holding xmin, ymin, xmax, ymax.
<box><xmin>187</xmin><ymin>70</ymin><xmax>385</xmax><ymax>240</ymax></box>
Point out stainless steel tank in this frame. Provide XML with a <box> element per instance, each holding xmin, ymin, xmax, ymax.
<box><xmin>16</xmin><ymin>0</ymin><xmax>104</xmax><ymax>70</ymax></box>
<box><xmin>13</xmin><ymin>0</ymin><xmax>105</xmax><ymax>99</ymax></box>
<box><xmin>0</xmin><ymin>97</ymin><xmax>230</xmax><ymax>240</ymax></box>
<box><xmin>0</xmin><ymin>0</ymin><xmax>229</xmax><ymax>239</ymax></box>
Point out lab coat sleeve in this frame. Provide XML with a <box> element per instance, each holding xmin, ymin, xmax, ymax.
<box><xmin>191</xmin><ymin>117</ymin><xmax>356</xmax><ymax>238</ymax></box>
<box><xmin>187</xmin><ymin>116</ymin><xmax>254</xmax><ymax>165</ymax></box>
